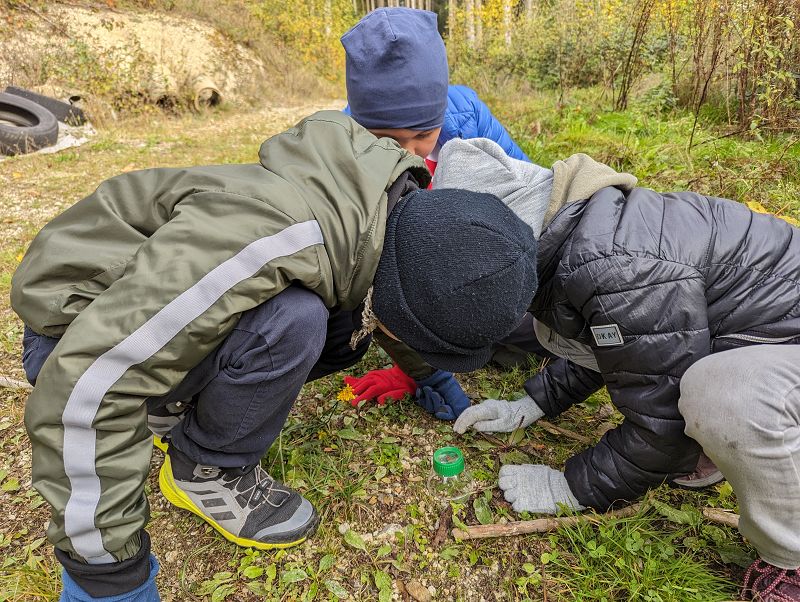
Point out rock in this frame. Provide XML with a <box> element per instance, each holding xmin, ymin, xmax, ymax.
<box><xmin>405</xmin><ymin>579</ymin><xmax>433</xmax><ymax>602</ymax></box>
<box><xmin>372</xmin><ymin>523</ymin><xmax>403</xmax><ymax>543</ymax></box>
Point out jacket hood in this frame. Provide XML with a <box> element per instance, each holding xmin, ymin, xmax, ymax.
<box><xmin>432</xmin><ymin>137</ymin><xmax>637</xmax><ymax>234</ymax></box>
<box><xmin>546</xmin><ymin>153</ymin><xmax>637</xmax><ymax>224</ymax></box>
<box><xmin>258</xmin><ymin>110</ymin><xmax>429</xmax><ymax>308</ymax></box>
<box><xmin>432</xmin><ymin>137</ymin><xmax>553</xmax><ymax>236</ymax></box>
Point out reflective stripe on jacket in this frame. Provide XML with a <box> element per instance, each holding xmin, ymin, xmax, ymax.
<box><xmin>12</xmin><ymin>111</ymin><xmax>427</xmax><ymax>563</ymax></box>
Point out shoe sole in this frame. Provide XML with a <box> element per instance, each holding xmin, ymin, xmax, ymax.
<box><xmin>158</xmin><ymin>454</ymin><xmax>318</xmax><ymax>550</ymax></box>
<box><xmin>672</xmin><ymin>470</ymin><xmax>724</xmax><ymax>489</ymax></box>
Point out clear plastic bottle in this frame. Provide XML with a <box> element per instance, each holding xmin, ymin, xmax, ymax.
<box><xmin>427</xmin><ymin>446</ymin><xmax>474</xmax><ymax>504</ymax></box>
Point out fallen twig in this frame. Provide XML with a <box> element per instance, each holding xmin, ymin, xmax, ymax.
<box><xmin>452</xmin><ymin>504</ymin><xmax>642</xmax><ymax>540</ymax></box>
<box><xmin>431</xmin><ymin>504</ymin><xmax>453</xmax><ymax>548</ymax></box>
<box><xmin>0</xmin><ymin>375</ymin><xmax>32</xmax><ymax>391</ymax></box>
<box><xmin>702</xmin><ymin>507</ymin><xmax>739</xmax><ymax>529</ymax></box>
<box><xmin>537</xmin><ymin>420</ymin><xmax>592</xmax><ymax>444</ymax></box>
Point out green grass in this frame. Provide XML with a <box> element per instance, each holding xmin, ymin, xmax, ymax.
<box><xmin>495</xmin><ymin>87</ymin><xmax>800</xmax><ymax>220</ymax></box>
<box><xmin>540</xmin><ymin>512</ymin><xmax>738</xmax><ymax>601</ymax></box>
<box><xmin>2</xmin><ymin>88</ymin><xmax>793</xmax><ymax>600</ymax></box>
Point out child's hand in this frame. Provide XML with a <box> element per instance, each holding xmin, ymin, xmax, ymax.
<box><xmin>498</xmin><ymin>464</ymin><xmax>584</xmax><ymax>514</ymax></box>
<box><xmin>413</xmin><ymin>370</ymin><xmax>470</xmax><ymax>421</ymax></box>
<box><xmin>453</xmin><ymin>396</ymin><xmax>544</xmax><ymax>434</ymax></box>
<box><xmin>343</xmin><ymin>364</ymin><xmax>416</xmax><ymax>406</ymax></box>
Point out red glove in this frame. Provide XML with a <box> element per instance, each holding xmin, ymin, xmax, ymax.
<box><xmin>343</xmin><ymin>364</ymin><xmax>417</xmax><ymax>406</ymax></box>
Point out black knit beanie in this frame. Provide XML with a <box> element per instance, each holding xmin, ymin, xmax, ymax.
<box><xmin>373</xmin><ymin>188</ymin><xmax>538</xmax><ymax>373</ymax></box>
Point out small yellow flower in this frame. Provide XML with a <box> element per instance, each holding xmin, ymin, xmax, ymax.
<box><xmin>337</xmin><ymin>384</ymin><xmax>355</xmax><ymax>403</ymax></box>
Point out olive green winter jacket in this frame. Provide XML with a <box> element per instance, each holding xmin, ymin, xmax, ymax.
<box><xmin>11</xmin><ymin>111</ymin><xmax>427</xmax><ymax>564</ymax></box>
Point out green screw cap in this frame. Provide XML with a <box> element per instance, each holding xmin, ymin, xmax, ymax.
<box><xmin>432</xmin><ymin>446</ymin><xmax>465</xmax><ymax>478</ymax></box>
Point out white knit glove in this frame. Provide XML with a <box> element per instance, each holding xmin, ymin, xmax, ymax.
<box><xmin>499</xmin><ymin>464</ymin><xmax>585</xmax><ymax>514</ymax></box>
<box><xmin>453</xmin><ymin>395</ymin><xmax>545</xmax><ymax>434</ymax></box>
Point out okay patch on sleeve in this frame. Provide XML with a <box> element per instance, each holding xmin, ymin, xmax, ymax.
<box><xmin>590</xmin><ymin>324</ymin><xmax>624</xmax><ymax>346</ymax></box>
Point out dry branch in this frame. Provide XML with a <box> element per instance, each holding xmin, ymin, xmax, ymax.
<box><xmin>0</xmin><ymin>375</ymin><xmax>32</xmax><ymax>391</ymax></box>
<box><xmin>702</xmin><ymin>507</ymin><xmax>740</xmax><ymax>528</ymax></box>
<box><xmin>452</xmin><ymin>504</ymin><xmax>642</xmax><ymax>540</ymax></box>
<box><xmin>537</xmin><ymin>420</ymin><xmax>592</xmax><ymax>444</ymax></box>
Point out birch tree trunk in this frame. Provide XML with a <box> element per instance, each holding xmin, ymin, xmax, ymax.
<box><xmin>448</xmin><ymin>0</ymin><xmax>457</xmax><ymax>35</ymax></box>
<box><xmin>475</xmin><ymin>0</ymin><xmax>483</xmax><ymax>47</ymax></box>
<box><xmin>503</xmin><ymin>0</ymin><xmax>512</xmax><ymax>46</ymax></box>
<box><xmin>324</xmin><ymin>0</ymin><xmax>332</xmax><ymax>37</ymax></box>
<box><xmin>465</xmin><ymin>0</ymin><xmax>475</xmax><ymax>48</ymax></box>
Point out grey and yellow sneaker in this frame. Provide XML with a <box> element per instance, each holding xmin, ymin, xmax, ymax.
<box><xmin>159</xmin><ymin>446</ymin><xmax>318</xmax><ymax>549</ymax></box>
<box><xmin>148</xmin><ymin>401</ymin><xmax>188</xmax><ymax>452</ymax></box>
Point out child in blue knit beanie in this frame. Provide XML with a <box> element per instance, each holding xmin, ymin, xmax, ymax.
<box><xmin>339</xmin><ymin>7</ymin><xmax>541</xmax><ymax>423</ymax></box>
<box><xmin>341</xmin><ymin>7</ymin><xmax>529</xmax><ymax>173</ymax></box>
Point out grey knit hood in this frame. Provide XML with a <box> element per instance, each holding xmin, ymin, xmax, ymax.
<box><xmin>432</xmin><ymin>138</ymin><xmax>639</xmax><ymax>237</ymax></box>
<box><xmin>432</xmin><ymin>137</ymin><xmax>554</xmax><ymax>237</ymax></box>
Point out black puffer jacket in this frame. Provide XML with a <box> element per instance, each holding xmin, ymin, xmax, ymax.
<box><xmin>528</xmin><ymin>186</ymin><xmax>800</xmax><ymax>510</ymax></box>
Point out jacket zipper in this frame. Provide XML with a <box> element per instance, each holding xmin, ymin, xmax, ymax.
<box><xmin>717</xmin><ymin>333</ymin><xmax>799</xmax><ymax>344</ymax></box>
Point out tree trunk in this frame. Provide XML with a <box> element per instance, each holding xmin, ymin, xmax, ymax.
<box><xmin>324</xmin><ymin>0</ymin><xmax>332</xmax><ymax>37</ymax></box>
<box><xmin>465</xmin><ymin>0</ymin><xmax>475</xmax><ymax>48</ymax></box>
<box><xmin>448</xmin><ymin>0</ymin><xmax>457</xmax><ymax>36</ymax></box>
<box><xmin>475</xmin><ymin>0</ymin><xmax>483</xmax><ymax>47</ymax></box>
<box><xmin>503</xmin><ymin>0</ymin><xmax>512</xmax><ymax>46</ymax></box>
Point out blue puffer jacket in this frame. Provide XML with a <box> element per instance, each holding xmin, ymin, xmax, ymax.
<box><xmin>440</xmin><ymin>85</ymin><xmax>529</xmax><ymax>161</ymax></box>
<box><xmin>344</xmin><ymin>85</ymin><xmax>529</xmax><ymax>161</ymax></box>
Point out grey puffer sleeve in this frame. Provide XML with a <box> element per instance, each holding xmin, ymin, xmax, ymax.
<box><xmin>562</xmin><ymin>254</ymin><xmax>709</xmax><ymax>510</ymax></box>
<box><xmin>523</xmin><ymin>357</ymin><xmax>605</xmax><ymax>418</ymax></box>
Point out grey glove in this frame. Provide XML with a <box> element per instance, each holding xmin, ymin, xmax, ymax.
<box><xmin>498</xmin><ymin>464</ymin><xmax>585</xmax><ymax>514</ymax></box>
<box><xmin>453</xmin><ymin>395</ymin><xmax>545</xmax><ymax>434</ymax></box>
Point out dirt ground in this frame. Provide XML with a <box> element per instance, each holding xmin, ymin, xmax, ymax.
<box><xmin>0</xmin><ymin>4</ymin><xmax>266</xmax><ymax>104</ymax></box>
<box><xmin>0</xmin><ymin>100</ymin><xmax>749</xmax><ymax>601</ymax></box>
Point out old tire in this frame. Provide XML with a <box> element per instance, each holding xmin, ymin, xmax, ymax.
<box><xmin>4</xmin><ymin>86</ymin><xmax>87</xmax><ymax>126</ymax></box>
<box><xmin>0</xmin><ymin>92</ymin><xmax>59</xmax><ymax>156</ymax></box>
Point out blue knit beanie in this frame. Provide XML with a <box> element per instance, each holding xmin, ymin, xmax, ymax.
<box><xmin>373</xmin><ymin>189</ymin><xmax>538</xmax><ymax>373</ymax></box>
<box><xmin>341</xmin><ymin>8</ymin><xmax>448</xmax><ymax>130</ymax></box>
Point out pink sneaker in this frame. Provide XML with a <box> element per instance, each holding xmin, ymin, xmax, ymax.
<box><xmin>742</xmin><ymin>559</ymin><xmax>800</xmax><ymax>601</ymax></box>
<box><xmin>672</xmin><ymin>452</ymin><xmax>723</xmax><ymax>489</ymax></box>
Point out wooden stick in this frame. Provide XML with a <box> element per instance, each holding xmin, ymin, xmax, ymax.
<box><xmin>702</xmin><ymin>507</ymin><xmax>740</xmax><ymax>529</ymax></box>
<box><xmin>452</xmin><ymin>504</ymin><xmax>642</xmax><ymax>540</ymax></box>
<box><xmin>452</xmin><ymin>504</ymin><xmax>741</xmax><ymax>540</ymax></box>
<box><xmin>0</xmin><ymin>375</ymin><xmax>32</xmax><ymax>391</ymax></box>
<box><xmin>537</xmin><ymin>420</ymin><xmax>592</xmax><ymax>444</ymax></box>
